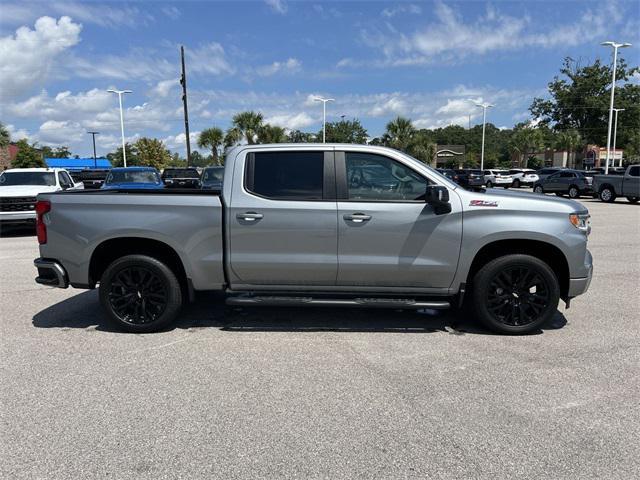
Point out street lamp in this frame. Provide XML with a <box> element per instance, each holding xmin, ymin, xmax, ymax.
<box><xmin>107</xmin><ymin>89</ymin><xmax>132</xmax><ymax>167</ymax></box>
<box><xmin>601</xmin><ymin>41</ymin><xmax>631</xmax><ymax>174</ymax></box>
<box><xmin>612</xmin><ymin>108</ymin><xmax>625</xmax><ymax>167</ymax></box>
<box><xmin>87</xmin><ymin>131</ymin><xmax>99</xmax><ymax>168</ymax></box>
<box><xmin>313</xmin><ymin>96</ymin><xmax>334</xmax><ymax>143</ymax></box>
<box><xmin>474</xmin><ymin>102</ymin><xmax>494</xmax><ymax>170</ymax></box>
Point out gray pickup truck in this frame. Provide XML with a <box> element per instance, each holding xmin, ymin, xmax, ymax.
<box><xmin>593</xmin><ymin>165</ymin><xmax>640</xmax><ymax>203</ymax></box>
<box><xmin>33</xmin><ymin>144</ymin><xmax>593</xmax><ymax>334</ymax></box>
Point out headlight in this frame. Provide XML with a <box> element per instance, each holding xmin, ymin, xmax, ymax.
<box><xmin>569</xmin><ymin>213</ymin><xmax>591</xmax><ymax>235</ymax></box>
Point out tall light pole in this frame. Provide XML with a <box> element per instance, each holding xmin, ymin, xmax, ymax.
<box><xmin>314</xmin><ymin>96</ymin><xmax>334</xmax><ymax>143</ymax></box>
<box><xmin>474</xmin><ymin>102</ymin><xmax>494</xmax><ymax>170</ymax></box>
<box><xmin>612</xmin><ymin>108</ymin><xmax>625</xmax><ymax>167</ymax></box>
<box><xmin>107</xmin><ymin>88</ymin><xmax>132</xmax><ymax>167</ymax></box>
<box><xmin>87</xmin><ymin>131</ymin><xmax>99</xmax><ymax>168</ymax></box>
<box><xmin>601</xmin><ymin>41</ymin><xmax>631</xmax><ymax>174</ymax></box>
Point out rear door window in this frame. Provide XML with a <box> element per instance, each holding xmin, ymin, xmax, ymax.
<box><xmin>246</xmin><ymin>151</ymin><xmax>325</xmax><ymax>200</ymax></box>
<box><xmin>628</xmin><ymin>166</ymin><xmax>639</xmax><ymax>177</ymax></box>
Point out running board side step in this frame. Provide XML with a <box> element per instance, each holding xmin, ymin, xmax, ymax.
<box><xmin>226</xmin><ymin>296</ymin><xmax>450</xmax><ymax>309</ymax></box>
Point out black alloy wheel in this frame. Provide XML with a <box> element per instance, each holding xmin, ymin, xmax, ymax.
<box><xmin>99</xmin><ymin>255</ymin><xmax>183</xmax><ymax>333</ymax></box>
<box><xmin>486</xmin><ymin>181</ymin><xmax>493</xmax><ymax>188</ymax></box>
<box><xmin>534</xmin><ymin>185</ymin><xmax>544</xmax><ymax>194</ymax></box>
<box><xmin>512</xmin><ymin>179</ymin><xmax>520</xmax><ymax>188</ymax></box>
<box><xmin>109</xmin><ymin>266</ymin><xmax>168</xmax><ymax>324</ymax></box>
<box><xmin>599</xmin><ymin>187</ymin><xmax>616</xmax><ymax>203</ymax></box>
<box><xmin>472</xmin><ymin>254</ymin><xmax>560</xmax><ymax>334</ymax></box>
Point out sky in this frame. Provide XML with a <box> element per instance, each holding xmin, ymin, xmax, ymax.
<box><xmin>1</xmin><ymin>0</ymin><xmax>639</xmax><ymax>158</ymax></box>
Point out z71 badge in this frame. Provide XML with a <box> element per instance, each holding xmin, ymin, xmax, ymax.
<box><xmin>469</xmin><ymin>200</ymin><xmax>499</xmax><ymax>207</ymax></box>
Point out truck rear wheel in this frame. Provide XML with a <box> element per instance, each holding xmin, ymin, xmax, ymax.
<box><xmin>99</xmin><ymin>255</ymin><xmax>183</xmax><ymax>333</ymax></box>
<box><xmin>627</xmin><ymin>197</ymin><xmax>639</xmax><ymax>204</ymax></box>
<box><xmin>472</xmin><ymin>254</ymin><xmax>560</xmax><ymax>335</ymax></box>
<box><xmin>599</xmin><ymin>186</ymin><xmax>616</xmax><ymax>203</ymax></box>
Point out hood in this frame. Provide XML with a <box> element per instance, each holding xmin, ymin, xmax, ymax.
<box><xmin>460</xmin><ymin>187</ymin><xmax>588</xmax><ymax>214</ymax></box>
<box><xmin>102</xmin><ymin>182</ymin><xmax>163</xmax><ymax>190</ymax></box>
<box><xmin>0</xmin><ymin>185</ymin><xmax>59</xmax><ymax>197</ymax></box>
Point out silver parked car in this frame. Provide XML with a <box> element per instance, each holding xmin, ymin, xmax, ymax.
<box><xmin>33</xmin><ymin>144</ymin><xmax>593</xmax><ymax>335</ymax></box>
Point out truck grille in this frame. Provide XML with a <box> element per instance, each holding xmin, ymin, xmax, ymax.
<box><xmin>0</xmin><ymin>197</ymin><xmax>37</xmax><ymax>212</ymax></box>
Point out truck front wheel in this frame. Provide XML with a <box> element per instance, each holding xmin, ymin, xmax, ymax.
<box><xmin>472</xmin><ymin>254</ymin><xmax>560</xmax><ymax>335</ymax></box>
<box><xmin>99</xmin><ymin>255</ymin><xmax>183</xmax><ymax>333</ymax></box>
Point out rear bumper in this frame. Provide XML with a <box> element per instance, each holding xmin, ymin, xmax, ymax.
<box><xmin>34</xmin><ymin>258</ymin><xmax>69</xmax><ymax>288</ymax></box>
<box><xmin>0</xmin><ymin>211</ymin><xmax>36</xmax><ymax>223</ymax></box>
<box><xmin>567</xmin><ymin>249</ymin><xmax>593</xmax><ymax>298</ymax></box>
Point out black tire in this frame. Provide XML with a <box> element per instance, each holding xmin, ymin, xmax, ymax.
<box><xmin>503</xmin><ymin>185</ymin><xmax>510</xmax><ymax>189</ymax></box>
<box><xmin>627</xmin><ymin>197</ymin><xmax>639</xmax><ymax>204</ymax></box>
<box><xmin>568</xmin><ymin>186</ymin><xmax>579</xmax><ymax>199</ymax></box>
<box><xmin>99</xmin><ymin>255</ymin><xmax>183</xmax><ymax>333</ymax></box>
<box><xmin>533</xmin><ymin>185</ymin><xmax>544</xmax><ymax>194</ymax></box>
<box><xmin>599</xmin><ymin>186</ymin><xmax>616</xmax><ymax>203</ymax></box>
<box><xmin>555</xmin><ymin>192</ymin><xmax>564</xmax><ymax>197</ymax></box>
<box><xmin>471</xmin><ymin>254</ymin><xmax>560</xmax><ymax>335</ymax></box>
<box><xmin>486</xmin><ymin>181</ymin><xmax>493</xmax><ymax>188</ymax></box>
<box><xmin>513</xmin><ymin>179</ymin><xmax>520</xmax><ymax>188</ymax></box>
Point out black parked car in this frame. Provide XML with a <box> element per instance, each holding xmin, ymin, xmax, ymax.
<box><xmin>161</xmin><ymin>168</ymin><xmax>201</xmax><ymax>188</ymax></box>
<box><xmin>533</xmin><ymin>169</ymin><xmax>594</xmax><ymax>198</ymax></box>
<box><xmin>455</xmin><ymin>169</ymin><xmax>485</xmax><ymax>189</ymax></box>
<box><xmin>436</xmin><ymin>168</ymin><xmax>460</xmax><ymax>184</ymax></box>
<box><xmin>69</xmin><ymin>169</ymin><xmax>111</xmax><ymax>189</ymax></box>
<box><xmin>200</xmin><ymin>166</ymin><xmax>225</xmax><ymax>190</ymax></box>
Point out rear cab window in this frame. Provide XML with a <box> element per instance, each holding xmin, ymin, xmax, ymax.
<box><xmin>245</xmin><ymin>151</ymin><xmax>325</xmax><ymax>200</ymax></box>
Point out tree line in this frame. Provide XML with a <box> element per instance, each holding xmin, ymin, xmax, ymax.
<box><xmin>2</xmin><ymin>56</ymin><xmax>638</xmax><ymax>170</ymax></box>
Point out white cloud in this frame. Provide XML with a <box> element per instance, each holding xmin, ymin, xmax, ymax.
<box><xmin>186</xmin><ymin>42</ymin><xmax>235</xmax><ymax>76</ymax></box>
<box><xmin>256</xmin><ymin>58</ymin><xmax>301</xmax><ymax>76</ymax></box>
<box><xmin>347</xmin><ymin>0</ymin><xmax>627</xmax><ymax>67</ymax></box>
<box><xmin>265</xmin><ymin>0</ymin><xmax>287</xmax><ymax>15</ymax></box>
<box><xmin>162</xmin><ymin>131</ymin><xmax>200</xmax><ymax>151</ymax></box>
<box><xmin>151</xmin><ymin>79</ymin><xmax>179</xmax><ymax>98</ymax></box>
<box><xmin>5</xmin><ymin>123</ymin><xmax>31</xmax><ymax>141</ymax></box>
<box><xmin>0</xmin><ymin>16</ymin><xmax>81</xmax><ymax>98</ymax></box>
<box><xmin>37</xmin><ymin>120</ymin><xmax>84</xmax><ymax>144</ymax></box>
<box><xmin>161</xmin><ymin>6</ymin><xmax>182</xmax><ymax>20</ymax></box>
<box><xmin>381</xmin><ymin>4</ymin><xmax>421</xmax><ymax>18</ymax></box>
<box><xmin>264</xmin><ymin>112</ymin><xmax>315</xmax><ymax>130</ymax></box>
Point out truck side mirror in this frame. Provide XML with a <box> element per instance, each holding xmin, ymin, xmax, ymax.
<box><xmin>426</xmin><ymin>185</ymin><xmax>451</xmax><ymax>214</ymax></box>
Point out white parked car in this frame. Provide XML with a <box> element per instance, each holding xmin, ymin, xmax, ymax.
<box><xmin>509</xmin><ymin>169</ymin><xmax>540</xmax><ymax>188</ymax></box>
<box><xmin>483</xmin><ymin>169</ymin><xmax>513</xmax><ymax>188</ymax></box>
<box><xmin>0</xmin><ymin>168</ymin><xmax>83</xmax><ymax>224</ymax></box>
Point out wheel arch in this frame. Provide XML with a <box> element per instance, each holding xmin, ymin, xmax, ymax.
<box><xmin>89</xmin><ymin>237</ymin><xmax>190</xmax><ymax>296</ymax></box>
<box><xmin>466</xmin><ymin>239</ymin><xmax>570</xmax><ymax>299</ymax></box>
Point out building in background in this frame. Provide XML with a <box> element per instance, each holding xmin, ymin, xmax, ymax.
<box><xmin>0</xmin><ymin>143</ymin><xmax>19</xmax><ymax>170</ymax></box>
<box><xmin>45</xmin><ymin>158</ymin><xmax>111</xmax><ymax>172</ymax></box>
<box><xmin>433</xmin><ymin>145</ymin><xmax>466</xmax><ymax>168</ymax></box>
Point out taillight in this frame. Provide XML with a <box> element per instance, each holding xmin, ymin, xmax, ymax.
<box><xmin>35</xmin><ymin>200</ymin><xmax>51</xmax><ymax>244</ymax></box>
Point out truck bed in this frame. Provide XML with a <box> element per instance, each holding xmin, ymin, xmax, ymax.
<box><xmin>37</xmin><ymin>189</ymin><xmax>225</xmax><ymax>291</ymax></box>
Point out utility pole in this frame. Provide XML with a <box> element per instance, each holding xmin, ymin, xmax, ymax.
<box><xmin>474</xmin><ymin>102</ymin><xmax>494</xmax><ymax>171</ymax></box>
<box><xmin>87</xmin><ymin>131</ymin><xmax>99</xmax><ymax>168</ymax></box>
<box><xmin>612</xmin><ymin>108</ymin><xmax>625</xmax><ymax>167</ymax></box>
<box><xmin>107</xmin><ymin>89</ymin><xmax>132</xmax><ymax>167</ymax></box>
<box><xmin>180</xmin><ymin>45</ymin><xmax>192</xmax><ymax>166</ymax></box>
<box><xmin>601</xmin><ymin>41</ymin><xmax>631</xmax><ymax>174</ymax></box>
<box><xmin>313</xmin><ymin>97</ymin><xmax>334</xmax><ymax>143</ymax></box>
<box><xmin>468</xmin><ymin>114</ymin><xmax>471</xmax><ymax>130</ymax></box>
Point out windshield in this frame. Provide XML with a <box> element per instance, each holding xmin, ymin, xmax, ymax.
<box><xmin>0</xmin><ymin>171</ymin><xmax>56</xmax><ymax>186</ymax></box>
<box><xmin>105</xmin><ymin>170</ymin><xmax>160</xmax><ymax>184</ymax></box>
<box><xmin>163</xmin><ymin>169</ymin><xmax>199</xmax><ymax>179</ymax></box>
<box><xmin>202</xmin><ymin>168</ymin><xmax>224</xmax><ymax>182</ymax></box>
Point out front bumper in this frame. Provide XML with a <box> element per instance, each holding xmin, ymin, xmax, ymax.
<box><xmin>34</xmin><ymin>258</ymin><xmax>69</xmax><ymax>288</ymax></box>
<box><xmin>567</xmin><ymin>249</ymin><xmax>593</xmax><ymax>298</ymax></box>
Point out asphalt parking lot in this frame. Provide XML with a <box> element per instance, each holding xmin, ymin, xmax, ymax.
<box><xmin>1</xmin><ymin>194</ymin><xmax>639</xmax><ymax>479</ymax></box>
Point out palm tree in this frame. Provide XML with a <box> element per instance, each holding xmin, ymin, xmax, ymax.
<box><xmin>231</xmin><ymin>111</ymin><xmax>264</xmax><ymax>144</ymax></box>
<box><xmin>224</xmin><ymin>128</ymin><xmax>242</xmax><ymax>150</ymax></box>
<box><xmin>198</xmin><ymin>127</ymin><xmax>224</xmax><ymax>165</ymax></box>
<box><xmin>257</xmin><ymin>124</ymin><xmax>287</xmax><ymax>144</ymax></box>
<box><xmin>510</xmin><ymin>125</ymin><xmax>544</xmax><ymax>168</ymax></box>
<box><xmin>384</xmin><ymin>116</ymin><xmax>416</xmax><ymax>151</ymax></box>
<box><xmin>555</xmin><ymin>129</ymin><xmax>582</xmax><ymax>168</ymax></box>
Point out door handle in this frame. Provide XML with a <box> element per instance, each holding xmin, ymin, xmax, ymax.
<box><xmin>344</xmin><ymin>213</ymin><xmax>372</xmax><ymax>223</ymax></box>
<box><xmin>236</xmin><ymin>212</ymin><xmax>263</xmax><ymax>221</ymax></box>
